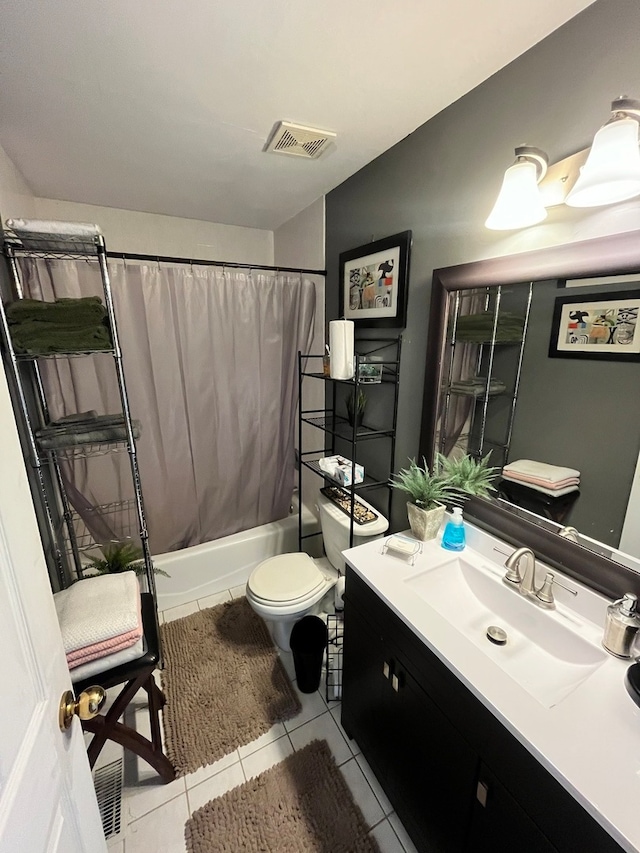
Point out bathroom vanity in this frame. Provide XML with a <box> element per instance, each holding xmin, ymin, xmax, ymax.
<box><xmin>341</xmin><ymin>525</ymin><xmax>639</xmax><ymax>853</ymax></box>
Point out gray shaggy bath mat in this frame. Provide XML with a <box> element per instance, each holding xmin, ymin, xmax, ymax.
<box><xmin>185</xmin><ymin>739</ymin><xmax>381</xmax><ymax>853</ymax></box>
<box><xmin>160</xmin><ymin>596</ymin><xmax>301</xmax><ymax>776</ymax></box>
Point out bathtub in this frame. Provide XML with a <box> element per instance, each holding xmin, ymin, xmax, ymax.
<box><xmin>153</xmin><ymin>498</ymin><xmax>321</xmax><ymax>611</ymax></box>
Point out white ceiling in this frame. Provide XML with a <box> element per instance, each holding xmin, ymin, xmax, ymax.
<box><xmin>0</xmin><ymin>0</ymin><xmax>594</xmax><ymax>231</ymax></box>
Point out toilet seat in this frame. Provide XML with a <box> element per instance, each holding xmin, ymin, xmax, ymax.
<box><xmin>247</xmin><ymin>552</ymin><xmax>327</xmax><ymax>606</ymax></box>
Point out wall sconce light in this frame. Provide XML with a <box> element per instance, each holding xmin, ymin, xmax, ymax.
<box><xmin>485</xmin><ymin>96</ymin><xmax>640</xmax><ymax>230</ymax></box>
<box><xmin>565</xmin><ymin>97</ymin><xmax>640</xmax><ymax>207</ymax></box>
<box><xmin>485</xmin><ymin>146</ymin><xmax>549</xmax><ymax>230</ymax></box>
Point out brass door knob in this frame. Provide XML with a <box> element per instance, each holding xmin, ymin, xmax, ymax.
<box><xmin>59</xmin><ymin>685</ymin><xmax>106</xmax><ymax>731</ymax></box>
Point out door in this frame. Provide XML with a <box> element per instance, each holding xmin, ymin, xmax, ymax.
<box><xmin>0</xmin><ymin>366</ymin><xmax>106</xmax><ymax>853</ymax></box>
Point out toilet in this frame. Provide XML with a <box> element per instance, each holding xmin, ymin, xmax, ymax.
<box><xmin>245</xmin><ymin>490</ymin><xmax>389</xmax><ymax>650</ymax></box>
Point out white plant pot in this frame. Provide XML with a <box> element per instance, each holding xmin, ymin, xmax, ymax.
<box><xmin>406</xmin><ymin>502</ymin><xmax>446</xmax><ymax>542</ymax></box>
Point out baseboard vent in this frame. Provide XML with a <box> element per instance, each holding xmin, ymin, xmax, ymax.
<box><xmin>264</xmin><ymin>121</ymin><xmax>336</xmax><ymax>159</ymax></box>
<box><xmin>94</xmin><ymin>758</ymin><xmax>123</xmax><ymax>841</ymax></box>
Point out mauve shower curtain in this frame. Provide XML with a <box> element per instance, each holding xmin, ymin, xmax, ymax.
<box><xmin>20</xmin><ymin>258</ymin><xmax>316</xmax><ymax>553</ymax></box>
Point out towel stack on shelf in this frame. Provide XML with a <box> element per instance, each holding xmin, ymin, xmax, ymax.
<box><xmin>455</xmin><ymin>312</ymin><xmax>525</xmax><ymax>344</ymax></box>
<box><xmin>501</xmin><ymin>459</ymin><xmax>580</xmax><ymax>497</ymax></box>
<box><xmin>54</xmin><ymin>571</ymin><xmax>143</xmax><ymax>680</ymax></box>
<box><xmin>35</xmin><ymin>411</ymin><xmax>141</xmax><ymax>450</ymax></box>
<box><xmin>6</xmin><ymin>296</ymin><xmax>112</xmax><ymax>354</ymax></box>
<box><xmin>450</xmin><ymin>375</ymin><xmax>507</xmax><ymax>397</ymax></box>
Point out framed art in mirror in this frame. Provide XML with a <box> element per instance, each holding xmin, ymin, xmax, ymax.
<box><xmin>339</xmin><ymin>230</ymin><xmax>411</xmax><ymax>328</ymax></box>
<box><xmin>549</xmin><ymin>288</ymin><xmax>640</xmax><ymax>361</ymax></box>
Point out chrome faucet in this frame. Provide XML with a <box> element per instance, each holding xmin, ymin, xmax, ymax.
<box><xmin>503</xmin><ymin>546</ymin><xmax>557</xmax><ymax>609</ymax></box>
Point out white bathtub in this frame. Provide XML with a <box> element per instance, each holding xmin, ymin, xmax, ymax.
<box><xmin>153</xmin><ymin>499</ymin><xmax>321</xmax><ymax>611</ymax></box>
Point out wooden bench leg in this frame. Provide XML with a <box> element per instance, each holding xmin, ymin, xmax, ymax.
<box><xmin>83</xmin><ymin>716</ymin><xmax>176</xmax><ymax>783</ymax></box>
<box><xmin>82</xmin><ymin>668</ymin><xmax>175</xmax><ymax>783</ymax></box>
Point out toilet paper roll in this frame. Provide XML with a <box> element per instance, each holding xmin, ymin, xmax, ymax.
<box><xmin>334</xmin><ymin>575</ymin><xmax>346</xmax><ymax>610</ymax></box>
<box><xmin>329</xmin><ymin>320</ymin><xmax>355</xmax><ymax>380</ymax></box>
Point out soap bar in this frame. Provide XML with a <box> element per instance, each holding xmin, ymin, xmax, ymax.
<box><xmin>385</xmin><ymin>534</ymin><xmax>420</xmax><ymax>557</ymax></box>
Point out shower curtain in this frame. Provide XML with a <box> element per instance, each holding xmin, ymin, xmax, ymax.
<box><xmin>20</xmin><ymin>258</ymin><xmax>316</xmax><ymax>552</ymax></box>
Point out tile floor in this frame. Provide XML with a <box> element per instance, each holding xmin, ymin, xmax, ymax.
<box><xmin>97</xmin><ymin>586</ymin><xmax>418</xmax><ymax>853</ymax></box>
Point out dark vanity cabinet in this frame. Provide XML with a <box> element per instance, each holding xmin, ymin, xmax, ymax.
<box><xmin>341</xmin><ymin>569</ymin><xmax>625</xmax><ymax>853</ymax></box>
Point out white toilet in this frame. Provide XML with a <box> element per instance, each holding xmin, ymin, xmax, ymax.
<box><xmin>245</xmin><ymin>490</ymin><xmax>389</xmax><ymax>650</ymax></box>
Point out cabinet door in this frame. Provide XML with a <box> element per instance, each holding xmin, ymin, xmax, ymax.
<box><xmin>468</xmin><ymin>764</ymin><xmax>558</xmax><ymax>853</ymax></box>
<box><xmin>389</xmin><ymin>659</ymin><xmax>478</xmax><ymax>853</ymax></box>
<box><xmin>341</xmin><ymin>600</ymin><xmax>396</xmax><ymax>779</ymax></box>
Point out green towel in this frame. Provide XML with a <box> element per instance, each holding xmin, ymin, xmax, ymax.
<box><xmin>455</xmin><ymin>311</ymin><xmax>524</xmax><ymax>343</ymax></box>
<box><xmin>10</xmin><ymin>321</ymin><xmax>112</xmax><ymax>354</ymax></box>
<box><xmin>6</xmin><ymin>296</ymin><xmax>107</xmax><ymax>326</ymax></box>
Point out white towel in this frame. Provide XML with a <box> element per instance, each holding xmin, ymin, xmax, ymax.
<box><xmin>502</xmin><ymin>459</ymin><xmax>580</xmax><ymax>483</ymax></box>
<box><xmin>70</xmin><ymin>636</ymin><xmax>145</xmax><ymax>682</ymax></box>
<box><xmin>5</xmin><ymin>218</ymin><xmax>102</xmax><ymax>239</ymax></box>
<box><xmin>54</xmin><ymin>571</ymin><xmax>140</xmax><ymax>654</ymax></box>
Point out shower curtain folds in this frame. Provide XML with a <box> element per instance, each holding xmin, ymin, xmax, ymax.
<box><xmin>19</xmin><ymin>257</ymin><xmax>316</xmax><ymax>553</ymax></box>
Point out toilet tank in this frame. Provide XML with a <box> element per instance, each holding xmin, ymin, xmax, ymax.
<box><xmin>317</xmin><ymin>492</ymin><xmax>389</xmax><ymax>571</ymax></box>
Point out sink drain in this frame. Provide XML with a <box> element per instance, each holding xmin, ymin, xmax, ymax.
<box><xmin>486</xmin><ymin>625</ymin><xmax>508</xmax><ymax>645</ymax></box>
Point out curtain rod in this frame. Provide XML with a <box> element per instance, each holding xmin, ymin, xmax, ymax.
<box><xmin>106</xmin><ymin>250</ymin><xmax>326</xmax><ymax>277</ymax></box>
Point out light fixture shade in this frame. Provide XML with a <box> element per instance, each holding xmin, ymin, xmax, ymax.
<box><xmin>566</xmin><ymin>117</ymin><xmax>640</xmax><ymax>208</ymax></box>
<box><xmin>485</xmin><ymin>161</ymin><xmax>547</xmax><ymax>230</ymax></box>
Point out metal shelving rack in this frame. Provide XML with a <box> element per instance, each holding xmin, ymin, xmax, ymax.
<box><xmin>438</xmin><ymin>284</ymin><xmax>532</xmax><ymax>466</ymax></box>
<box><xmin>0</xmin><ymin>228</ymin><xmax>156</xmax><ymax>604</ymax></box>
<box><xmin>297</xmin><ymin>336</ymin><xmax>401</xmax><ymax>552</ymax></box>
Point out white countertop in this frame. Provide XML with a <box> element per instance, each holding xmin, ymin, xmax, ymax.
<box><xmin>343</xmin><ymin>523</ymin><xmax>640</xmax><ymax>853</ymax></box>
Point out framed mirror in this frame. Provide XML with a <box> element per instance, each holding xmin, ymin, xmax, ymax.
<box><xmin>419</xmin><ymin>229</ymin><xmax>640</xmax><ymax>600</ymax></box>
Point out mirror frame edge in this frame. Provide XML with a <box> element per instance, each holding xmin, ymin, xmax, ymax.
<box><xmin>419</xmin><ymin>228</ymin><xmax>640</xmax><ymax>600</ymax></box>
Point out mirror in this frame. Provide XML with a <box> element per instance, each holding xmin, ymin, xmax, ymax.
<box><xmin>420</xmin><ymin>229</ymin><xmax>640</xmax><ymax>600</ymax></box>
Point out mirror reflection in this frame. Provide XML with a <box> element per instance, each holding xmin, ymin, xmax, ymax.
<box><xmin>436</xmin><ymin>274</ymin><xmax>640</xmax><ymax>557</ymax></box>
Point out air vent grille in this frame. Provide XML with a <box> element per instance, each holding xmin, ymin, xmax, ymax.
<box><xmin>265</xmin><ymin>122</ymin><xmax>336</xmax><ymax>159</ymax></box>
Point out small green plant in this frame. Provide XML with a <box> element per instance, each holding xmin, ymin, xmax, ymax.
<box><xmin>346</xmin><ymin>388</ymin><xmax>367</xmax><ymax>424</ymax></box>
<box><xmin>390</xmin><ymin>457</ymin><xmax>454</xmax><ymax>510</ymax></box>
<box><xmin>85</xmin><ymin>542</ymin><xmax>169</xmax><ymax>577</ymax></box>
<box><xmin>435</xmin><ymin>451</ymin><xmax>498</xmax><ymax>501</ymax></box>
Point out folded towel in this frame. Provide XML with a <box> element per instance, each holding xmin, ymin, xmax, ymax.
<box><xmin>502</xmin><ymin>471</ymin><xmax>580</xmax><ymax>490</ymax></box>
<box><xmin>455</xmin><ymin>312</ymin><xmax>524</xmax><ymax>344</ymax></box>
<box><xmin>501</xmin><ymin>479</ymin><xmax>580</xmax><ymax>498</ymax></box>
<box><xmin>6</xmin><ymin>219</ymin><xmax>102</xmax><ymax>242</ymax></box>
<box><xmin>5</xmin><ymin>218</ymin><xmax>102</xmax><ymax>239</ymax></box>
<box><xmin>450</xmin><ymin>377</ymin><xmax>506</xmax><ymax>397</ymax></box>
<box><xmin>54</xmin><ymin>571</ymin><xmax>140</xmax><ymax>654</ymax></box>
<box><xmin>70</xmin><ymin>636</ymin><xmax>145</xmax><ymax>682</ymax></box>
<box><xmin>9</xmin><ymin>321</ymin><xmax>112</xmax><ymax>354</ymax></box>
<box><xmin>38</xmin><ymin>413</ymin><xmax>129</xmax><ymax>437</ymax></box>
<box><xmin>6</xmin><ymin>297</ymin><xmax>107</xmax><ymax>325</ymax></box>
<box><xmin>37</xmin><ymin>422</ymin><xmax>140</xmax><ymax>449</ymax></box>
<box><xmin>503</xmin><ymin>459</ymin><xmax>580</xmax><ymax>482</ymax></box>
<box><xmin>67</xmin><ymin>622</ymin><xmax>142</xmax><ymax>669</ymax></box>
<box><xmin>55</xmin><ymin>410</ymin><xmax>99</xmax><ymax>423</ymax></box>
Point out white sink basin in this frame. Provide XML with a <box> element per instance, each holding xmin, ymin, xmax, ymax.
<box><xmin>404</xmin><ymin>554</ymin><xmax>607</xmax><ymax>708</ymax></box>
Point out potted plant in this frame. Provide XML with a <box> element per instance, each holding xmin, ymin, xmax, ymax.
<box><xmin>85</xmin><ymin>542</ymin><xmax>169</xmax><ymax>577</ymax></box>
<box><xmin>391</xmin><ymin>457</ymin><xmax>454</xmax><ymax>541</ymax></box>
<box><xmin>435</xmin><ymin>451</ymin><xmax>498</xmax><ymax>505</ymax></box>
<box><xmin>346</xmin><ymin>388</ymin><xmax>367</xmax><ymax>427</ymax></box>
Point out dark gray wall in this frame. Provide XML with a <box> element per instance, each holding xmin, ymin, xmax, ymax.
<box><xmin>507</xmin><ymin>279</ymin><xmax>640</xmax><ymax>546</ymax></box>
<box><xmin>325</xmin><ymin>0</ymin><xmax>640</xmax><ymax>532</ymax></box>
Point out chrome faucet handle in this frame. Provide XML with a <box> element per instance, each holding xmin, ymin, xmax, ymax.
<box><xmin>535</xmin><ymin>572</ymin><xmax>556</xmax><ymax>608</ymax></box>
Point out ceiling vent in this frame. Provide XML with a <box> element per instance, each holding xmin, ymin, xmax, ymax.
<box><xmin>264</xmin><ymin>121</ymin><xmax>336</xmax><ymax>160</ymax></box>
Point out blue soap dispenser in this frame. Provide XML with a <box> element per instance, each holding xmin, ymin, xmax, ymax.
<box><xmin>442</xmin><ymin>507</ymin><xmax>466</xmax><ymax>551</ymax></box>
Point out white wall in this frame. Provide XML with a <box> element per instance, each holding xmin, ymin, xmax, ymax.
<box><xmin>0</xmin><ymin>142</ymin><xmax>36</xmax><ymax>220</ymax></box>
<box><xmin>274</xmin><ymin>197</ymin><xmax>325</xmax><ymax>271</ymax></box>
<box><xmin>33</xmin><ymin>197</ymin><xmax>273</xmax><ymax>264</ymax></box>
<box><xmin>274</xmin><ymin>199</ymin><xmax>326</xmax><ymax>521</ymax></box>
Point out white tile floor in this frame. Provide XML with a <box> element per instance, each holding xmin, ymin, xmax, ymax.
<box><xmin>96</xmin><ymin>587</ymin><xmax>418</xmax><ymax>853</ymax></box>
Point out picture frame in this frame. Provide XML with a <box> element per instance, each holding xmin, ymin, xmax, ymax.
<box><xmin>339</xmin><ymin>231</ymin><xmax>412</xmax><ymax>327</ymax></box>
<box><xmin>549</xmin><ymin>288</ymin><xmax>640</xmax><ymax>361</ymax></box>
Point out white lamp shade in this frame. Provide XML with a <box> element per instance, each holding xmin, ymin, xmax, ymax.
<box><xmin>485</xmin><ymin>160</ymin><xmax>547</xmax><ymax>230</ymax></box>
<box><xmin>566</xmin><ymin>117</ymin><xmax>640</xmax><ymax>208</ymax></box>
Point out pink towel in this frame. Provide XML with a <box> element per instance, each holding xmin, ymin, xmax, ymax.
<box><xmin>66</xmin><ymin>626</ymin><xmax>142</xmax><ymax>669</ymax></box>
<box><xmin>502</xmin><ymin>471</ymin><xmax>580</xmax><ymax>490</ymax></box>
